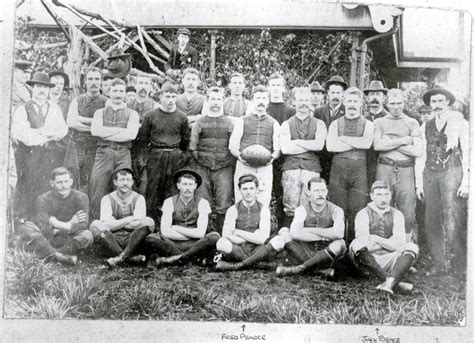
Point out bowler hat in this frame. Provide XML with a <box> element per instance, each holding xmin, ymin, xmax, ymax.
<box><xmin>371</xmin><ymin>180</ymin><xmax>390</xmax><ymax>192</ymax></box>
<box><xmin>15</xmin><ymin>60</ymin><xmax>33</xmax><ymax>72</ymax></box>
<box><xmin>418</xmin><ymin>105</ymin><xmax>432</xmax><ymax>114</ymax></box>
<box><xmin>173</xmin><ymin>169</ymin><xmax>202</xmax><ymax>188</ymax></box>
<box><xmin>324</xmin><ymin>75</ymin><xmax>348</xmax><ymax>91</ymax></box>
<box><xmin>177</xmin><ymin>28</ymin><xmax>191</xmax><ymax>36</ymax></box>
<box><xmin>26</xmin><ymin>72</ymin><xmax>55</xmax><ymax>87</ymax></box>
<box><xmin>422</xmin><ymin>87</ymin><xmax>455</xmax><ymax>106</ymax></box>
<box><xmin>363</xmin><ymin>80</ymin><xmax>388</xmax><ymax>95</ymax></box>
<box><xmin>126</xmin><ymin>86</ymin><xmax>136</xmax><ymax>93</ymax></box>
<box><xmin>310</xmin><ymin>81</ymin><xmax>325</xmax><ymax>93</ymax></box>
<box><xmin>107</xmin><ymin>55</ymin><xmax>132</xmax><ymax>79</ymax></box>
<box><xmin>49</xmin><ymin>70</ymin><xmax>70</xmax><ymax>89</ymax></box>
<box><xmin>114</xmin><ymin>166</ymin><xmax>134</xmax><ymax>178</ymax></box>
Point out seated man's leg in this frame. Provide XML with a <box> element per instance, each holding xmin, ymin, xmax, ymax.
<box><xmin>349</xmin><ymin>237</ymin><xmax>388</xmax><ymax>281</ymax></box>
<box><xmin>216</xmin><ymin>237</ymin><xmax>248</xmax><ymax>262</ymax></box>
<box><xmin>55</xmin><ymin>230</ymin><xmax>94</xmax><ymax>255</ymax></box>
<box><xmin>179</xmin><ymin>232</ymin><xmax>220</xmax><ymax>261</ymax></box>
<box><xmin>145</xmin><ymin>233</ymin><xmax>183</xmax><ymax>257</ymax></box>
<box><xmin>90</xmin><ymin>220</ymin><xmax>123</xmax><ymax>257</ymax></box>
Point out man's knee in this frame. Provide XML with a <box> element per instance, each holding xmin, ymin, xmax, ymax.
<box><xmin>216</xmin><ymin>237</ymin><xmax>233</xmax><ymax>254</ymax></box>
<box><xmin>136</xmin><ymin>217</ymin><xmax>155</xmax><ymax>232</ymax></box>
<box><xmin>74</xmin><ymin>230</ymin><xmax>94</xmax><ymax>248</ymax></box>
<box><xmin>90</xmin><ymin>220</ymin><xmax>107</xmax><ymax>237</ymax></box>
<box><xmin>349</xmin><ymin>237</ymin><xmax>367</xmax><ymax>255</ymax></box>
<box><xmin>205</xmin><ymin>232</ymin><xmax>221</xmax><ymax>244</ymax></box>
<box><xmin>404</xmin><ymin>242</ymin><xmax>419</xmax><ymax>258</ymax></box>
<box><xmin>328</xmin><ymin>239</ymin><xmax>347</xmax><ymax>257</ymax></box>
<box><xmin>278</xmin><ymin>227</ymin><xmax>292</xmax><ymax>243</ymax></box>
<box><xmin>145</xmin><ymin>233</ymin><xmax>162</xmax><ymax>245</ymax></box>
<box><xmin>269</xmin><ymin>235</ymin><xmax>285</xmax><ymax>251</ymax></box>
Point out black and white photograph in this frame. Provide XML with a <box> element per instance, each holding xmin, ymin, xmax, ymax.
<box><xmin>0</xmin><ymin>0</ymin><xmax>472</xmax><ymax>341</ymax></box>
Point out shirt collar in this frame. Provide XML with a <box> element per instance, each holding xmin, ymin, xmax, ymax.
<box><xmin>368</xmin><ymin>202</ymin><xmax>391</xmax><ymax>214</ymax></box>
<box><xmin>106</xmin><ymin>99</ymin><xmax>127</xmax><ymax>110</ymax></box>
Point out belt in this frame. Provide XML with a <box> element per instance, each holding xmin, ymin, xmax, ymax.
<box><xmin>378</xmin><ymin>157</ymin><xmax>414</xmax><ymax>168</ymax></box>
<box><xmin>150</xmin><ymin>146</ymin><xmax>180</xmax><ymax>151</ymax></box>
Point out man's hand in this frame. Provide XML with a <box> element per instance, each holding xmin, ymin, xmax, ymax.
<box><xmin>237</xmin><ymin>154</ymin><xmax>250</xmax><ymax>166</ymax></box>
<box><xmin>69</xmin><ymin>210</ymin><xmax>87</xmax><ymax>226</ymax></box>
<box><xmin>49</xmin><ymin>216</ymin><xmax>59</xmax><ymax>227</ymax></box>
<box><xmin>265</xmin><ymin>157</ymin><xmax>274</xmax><ymax>166</ymax></box>
<box><xmin>416</xmin><ymin>186</ymin><xmax>424</xmax><ymax>201</ymax></box>
<box><xmin>457</xmin><ymin>179</ymin><xmax>469</xmax><ymax>198</ymax></box>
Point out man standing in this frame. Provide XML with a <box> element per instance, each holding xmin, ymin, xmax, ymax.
<box><xmin>145</xmin><ymin>170</ymin><xmax>219</xmax><ymax>267</ymax></box>
<box><xmin>90</xmin><ymin>167</ymin><xmax>155</xmax><ymax>267</ymax></box>
<box><xmin>17</xmin><ymin>167</ymin><xmax>93</xmax><ymax>266</ymax></box>
<box><xmin>326</xmin><ymin>87</ymin><xmax>374</xmax><ymax>244</ymax></box>
<box><xmin>229</xmin><ymin>85</ymin><xmax>280</xmax><ymax>207</ymax></box>
<box><xmin>127</xmin><ymin>74</ymin><xmax>159</xmax><ymax>195</ymax></box>
<box><xmin>165</xmin><ymin>28</ymin><xmax>198</xmax><ymax>78</ymax></box>
<box><xmin>350</xmin><ymin>181</ymin><xmax>419</xmax><ymax>294</ymax></box>
<box><xmin>12</xmin><ymin>60</ymin><xmax>33</xmax><ymax>109</ymax></box>
<box><xmin>266</xmin><ymin>73</ymin><xmax>296</xmax><ymax>125</ymax></box>
<box><xmin>141</xmin><ymin>83</ymin><xmax>190</xmax><ymax>222</ymax></box>
<box><xmin>415</xmin><ymin>87</ymin><xmax>468</xmax><ymax>276</ymax></box>
<box><xmin>65</xmin><ymin>67</ymin><xmax>107</xmax><ymax>194</ymax></box>
<box><xmin>280</xmin><ymin>87</ymin><xmax>327</xmax><ymax>227</ymax></box>
<box><xmin>310</xmin><ymin>81</ymin><xmax>325</xmax><ymax>109</ymax></box>
<box><xmin>189</xmin><ymin>87</ymin><xmax>234</xmax><ymax>234</ymax></box>
<box><xmin>12</xmin><ymin>72</ymin><xmax>68</xmax><ymax>219</ymax></box>
<box><xmin>373</xmin><ymin>89</ymin><xmax>422</xmax><ymax>242</ymax></box>
<box><xmin>275</xmin><ymin>177</ymin><xmax>346</xmax><ymax>276</ymax></box>
<box><xmin>176</xmin><ymin>68</ymin><xmax>206</xmax><ymax>125</ymax></box>
<box><xmin>363</xmin><ymin>80</ymin><xmax>389</xmax><ymax>186</ymax></box>
<box><xmin>223</xmin><ymin>72</ymin><xmax>249</xmax><ymax>118</ymax></box>
<box><xmin>314</xmin><ymin>75</ymin><xmax>348</xmax><ymax>182</ymax></box>
<box><xmin>126</xmin><ymin>86</ymin><xmax>137</xmax><ymax>103</ymax></box>
<box><xmin>49</xmin><ymin>70</ymin><xmax>71</xmax><ymax>121</ymax></box>
<box><xmin>215</xmin><ymin>174</ymin><xmax>285</xmax><ymax>271</ymax></box>
<box><xmin>89</xmin><ymin>78</ymin><xmax>140</xmax><ymax>220</ymax></box>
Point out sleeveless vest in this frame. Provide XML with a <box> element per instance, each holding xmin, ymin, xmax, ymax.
<box><xmin>196</xmin><ymin>116</ymin><xmax>233</xmax><ymax>170</ymax></box>
<box><xmin>336</xmin><ymin>116</ymin><xmax>367</xmax><ymax>160</ymax></box>
<box><xmin>171</xmin><ymin>195</ymin><xmax>201</xmax><ymax>228</ymax></box>
<box><xmin>73</xmin><ymin>94</ymin><xmax>107</xmax><ymax>142</ymax></box>
<box><xmin>365</xmin><ymin>206</ymin><xmax>394</xmax><ymax>239</ymax></box>
<box><xmin>282</xmin><ymin>115</ymin><xmax>321</xmax><ymax>172</ymax></box>
<box><xmin>24</xmin><ymin>100</ymin><xmax>49</xmax><ymax>129</ymax></box>
<box><xmin>425</xmin><ymin>119</ymin><xmax>462</xmax><ymax>171</ymax></box>
<box><xmin>235</xmin><ymin>200</ymin><xmax>263</xmax><ymax>233</ymax></box>
<box><xmin>303</xmin><ymin>201</ymin><xmax>337</xmax><ymax>229</ymax></box>
<box><xmin>240</xmin><ymin>114</ymin><xmax>274</xmax><ymax>153</ymax></box>
<box><xmin>108</xmin><ymin>191</ymin><xmax>140</xmax><ymax>220</ymax></box>
<box><xmin>97</xmin><ymin>106</ymin><xmax>134</xmax><ymax>148</ymax></box>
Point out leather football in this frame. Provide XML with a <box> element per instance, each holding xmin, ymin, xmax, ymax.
<box><xmin>241</xmin><ymin>145</ymin><xmax>272</xmax><ymax>166</ymax></box>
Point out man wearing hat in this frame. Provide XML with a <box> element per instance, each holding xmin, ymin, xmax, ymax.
<box><xmin>90</xmin><ymin>167</ymin><xmax>155</xmax><ymax>267</ymax></box>
<box><xmin>12</xmin><ymin>60</ymin><xmax>33</xmax><ymax>109</ymax></box>
<box><xmin>165</xmin><ymin>28</ymin><xmax>198</xmax><ymax>78</ymax></box>
<box><xmin>127</xmin><ymin>73</ymin><xmax>159</xmax><ymax>195</ymax></box>
<box><xmin>418</xmin><ymin>104</ymin><xmax>434</xmax><ymax>124</ymax></box>
<box><xmin>126</xmin><ymin>86</ymin><xmax>137</xmax><ymax>103</ymax></box>
<box><xmin>11</xmin><ymin>72</ymin><xmax>68</xmax><ymax>220</ymax></box>
<box><xmin>189</xmin><ymin>86</ymin><xmax>234</xmax><ymax>234</ymax></box>
<box><xmin>140</xmin><ymin>83</ymin><xmax>191</xmax><ymax>222</ymax></box>
<box><xmin>373</xmin><ymin>89</ymin><xmax>422</xmax><ymax>243</ymax></box>
<box><xmin>314</xmin><ymin>75</ymin><xmax>348</xmax><ymax>182</ymax></box>
<box><xmin>107</xmin><ymin>47</ymin><xmax>132</xmax><ymax>80</ymax></box>
<box><xmin>415</xmin><ymin>87</ymin><xmax>468</xmax><ymax>277</ymax></box>
<box><xmin>89</xmin><ymin>78</ymin><xmax>140</xmax><ymax>220</ymax></box>
<box><xmin>310</xmin><ymin>81</ymin><xmax>325</xmax><ymax>109</ymax></box>
<box><xmin>145</xmin><ymin>169</ymin><xmax>219</xmax><ymax>267</ymax></box>
<box><xmin>350</xmin><ymin>180</ymin><xmax>419</xmax><ymax>295</ymax></box>
<box><xmin>326</xmin><ymin>87</ymin><xmax>374</xmax><ymax>244</ymax></box>
<box><xmin>176</xmin><ymin>68</ymin><xmax>206</xmax><ymax>124</ymax></box>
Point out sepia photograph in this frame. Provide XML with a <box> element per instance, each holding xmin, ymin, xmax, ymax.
<box><xmin>0</xmin><ymin>0</ymin><xmax>472</xmax><ymax>341</ymax></box>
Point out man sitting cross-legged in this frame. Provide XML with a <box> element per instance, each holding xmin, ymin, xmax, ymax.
<box><xmin>276</xmin><ymin>177</ymin><xmax>346</xmax><ymax>277</ymax></box>
<box><xmin>16</xmin><ymin>167</ymin><xmax>93</xmax><ymax>266</ymax></box>
<box><xmin>90</xmin><ymin>167</ymin><xmax>155</xmax><ymax>267</ymax></box>
<box><xmin>215</xmin><ymin>174</ymin><xmax>285</xmax><ymax>271</ymax></box>
<box><xmin>349</xmin><ymin>181</ymin><xmax>419</xmax><ymax>294</ymax></box>
<box><xmin>145</xmin><ymin>169</ymin><xmax>220</xmax><ymax>267</ymax></box>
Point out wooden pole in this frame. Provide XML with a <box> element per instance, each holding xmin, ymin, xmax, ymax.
<box><xmin>63</xmin><ymin>25</ymin><xmax>85</xmax><ymax>98</ymax></box>
<box><xmin>209</xmin><ymin>30</ymin><xmax>218</xmax><ymax>81</ymax></box>
<box><xmin>349</xmin><ymin>35</ymin><xmax>359</xmax><ymax>87</ymax></box>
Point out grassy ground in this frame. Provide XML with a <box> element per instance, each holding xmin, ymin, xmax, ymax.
<box><xmin>4</xmin><ymin>244</ymin><xmax>466</xmax><ymax>325</ymax></box>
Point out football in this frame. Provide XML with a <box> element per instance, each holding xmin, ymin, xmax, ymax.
<box><xmin>241</xmin><ymin>145</ymin><xmax>273</xmax><ymax>166</ymax></box>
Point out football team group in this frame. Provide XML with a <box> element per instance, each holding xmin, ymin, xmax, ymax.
<box><xmin>9</xmin><ymin>28</ymin><xmax>468</xmax><ymax>295</ymax></box>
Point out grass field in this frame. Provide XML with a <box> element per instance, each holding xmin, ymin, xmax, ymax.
<box><xmin>4</xmin><ymin>243</ymin><xmax>466</xmax><ymax>325</ymax></box>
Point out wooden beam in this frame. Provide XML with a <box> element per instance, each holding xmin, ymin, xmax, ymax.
<box><xmin>142</xmin><ymin>29</ymin><xmax>170</xmax><ymax>59</ymax></box>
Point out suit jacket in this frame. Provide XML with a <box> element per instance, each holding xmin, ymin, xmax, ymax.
<box><xmin>165</xmin><ymin>44</ymin><xmax>198</xmax><ymax>71</ymax></box>
<box><xmin>313</xmin><ymin>103</ymin><xmax>345</xmax><ymax>129</ymax></box>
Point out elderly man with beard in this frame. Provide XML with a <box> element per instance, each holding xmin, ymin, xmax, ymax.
<box><xmin>224</xmin><ymin>72</ymin><xmax>249</xmax><ymax>118</ymax></box>
<box><xmin>415</xmin><ymin>87</ymin><xmax>468</xmax><ymax>277</ymax></box>
<box><xmin>350</xmin><ymin>181</ymin><xmax>419</xmax><ymax>295</ymax></box>
<box><xmin>189</xmin><ymin>87</ymin><xmax>234</xmax><ymax>234</ymax></box>
<box><xmin>280</xmin><ymin>87</ymin><xmax>327</xmax><ymax>227</ymax></box>
<box><xmin>127</xmin><ymin>74</ymin><xmax>159</xmax><ymax>195</ymax></box>
<box><xmin>373</xmin><ymin>89</ymin><xmax>422</xmax><ymax>243</ymax></box>
<box><xmin>141</xmin><ymin>83</ymin><xmax>191</xmax><ymax>222</ymax></box>
<box><xmin>326</xmin><ymin>87</ymin><xmax>374</xmax><ymax>244</ymax></box>
<box><xmin>90</xmin><ymin>167</ymin><xmax>154</xmax><ymax>267</ymax></box>
<box><xmin>89</xmin><ymin>78</ymin><xmax>140</xmax><ymax>220</ymax></box>
<box><xmin>12</xmin><ymin>72</ymin><xmax>68</xmax><ymax>220</ymax></box>
<box><xmin>65</xmin><ymin>67</ymin><xmax>107</xmax><ymax>194</ymax></box>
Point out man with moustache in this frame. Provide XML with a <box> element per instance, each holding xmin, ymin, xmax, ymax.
<box><xmin>89</xmin><ymin>78</ymin><xmax>140</xmax><ymax>220</ymax></box>
<box><xmin>280</xmin><ymin>87</ymin><xmax>327</xmax><ymax>227</ymax></box>
<box><xmin>314</xmin><ymin>75</ymin><xmax>348</xmax><ymax>182</ymax></box>
<box><xmin>90</xmin><ymin>167</ymin><xmax>155</xmax><ymax>267</ymax></box>
<box><xmin>12</xmin><ymin>60</ymin><xmax>33</xmax><ymax>109</ymax></box>
<box><xmin>326</xmin><ymin>87</ymin><xmax>374</xmax><ymax>244</ymax></box>
<box><xmin>176</xmin><ymin>68</ymin><xmax>206</xmax><ymax>125</ymax></box>
<box><xmin>16</xmin><ymin>167</ymin><xmax>93</xmax><ymax>266</ymax></box>
<box><xmin>363</xmin><ymin>80</ymin><xmax>389</xmax><ymax>187</ymax></box>
<box><xmin>165</xmin><ymin>28</ymin><xmax>198</xmax><ymax>78</ymax></box>
<box><xmin>141</xmin><ymin>83</ymin><xmax>191</xmax><ymax>222</ymax></box>
<box><xmin>229</xmin><ymin>85</ymin><xmax>280</xmax><ymax>207</ymax></box>
<box><xmin>310</xmin><ymin>81</ymin><xmax>326</xmax><ymax>109</ymax></box>
<box><xmin>373</xmin><ymin>89</ymin><xmax>422</xmax><ymax>242</ymax></box>
<box><xmin>146</xmin><ymin>170</ymin><xmax>219</xmax><ymax>267</ymax></box>
<box><xmin>12</xmin><ymin>72</ymin><xmax>68</xmax><ymax>220</ymax></box>
<box><xmin>415</xmin><ymin>87</ymin><xmax>468</xmax><ymax>277</ymax></box>
<box><xmin>215</xmin><ymin>174</ymin><xmax>285</xmax><ymax>271</ymax></box>
<box><xmin>127</xmin><ymin>74</ymin><xmax>159</xmax><ymax>195</ymax></box>
<box><xmin>350</xmin><ymin>181</ymin><xmax>419</xmax><ymax>294</ymax></box>
<box><xmin>276</xmin><ymin>177</ymin><xmax>346</xmax><ymax>276</ymax></box>
<box><xmin>65</xmin><ymin>67</ymin><xmax>107</xmax><ymax>194</ymax></box>
<box><xmin>224</xmin><ymin>72</ymin><xmax>249</xmax><ymax>118</ymax></box>
<box><xmin>189</xmin><ymin>87</ymin><xmax>234</xmax><ymax>234</ymax></box>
